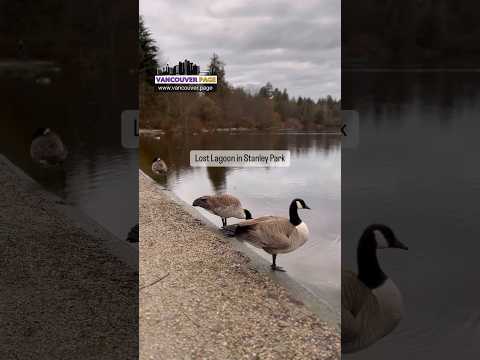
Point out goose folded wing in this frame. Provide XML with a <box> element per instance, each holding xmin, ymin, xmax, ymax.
<box><xmin>342</xmin><ymin>303</ymin><xmax>360</xmax><ymax>343</ymax></box>
<box><xmin>342</xmin><ymin>269</ymin><xmax>380</xmax><ymax>342</ymax></box>
<box><xmin>208</xmin><ymin>194</ymin><xmax>241</xmax><ymax>210</ymax></box>
<box><xmin>32</xmin><ymin>139</ymin><xmax>65</xmax><ymax>161</ymax></box>
<box><xmin>235</xmin><ymin>217</ymin><xmax>295</xmax><ymax>250</ymax></box>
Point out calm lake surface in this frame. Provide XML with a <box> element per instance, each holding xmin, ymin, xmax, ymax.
<box><xmin>343</xmin><ymin>72</ymin><xmax>480</xmax><ymax>358</ymax></box>
<box><xmin>140</xmin><ymin>132</ymin><xmax>341</xmax><ymax>312</ymax></box>
<box><xmin>1</xmin><ymin>64</ymin><xmax>138</xmax><ymax>240</ymax></box>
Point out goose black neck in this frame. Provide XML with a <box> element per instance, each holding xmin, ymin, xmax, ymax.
<box><xmin>357</xmin><ymin>230</ymin><xmax>387</xmax><ymax>289</ymax></box>
<box><xmin>289</xmin><ymin>201</ymin><xmax>302</xmax><ymax>226</ymax></box>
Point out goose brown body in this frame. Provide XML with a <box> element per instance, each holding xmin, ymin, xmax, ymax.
<box><xmin>192</xmin><ymin>194</ymin><xmax>252</xmax><ymax>227</ymax></box>
<box><xmin>233</xmin><ymin>216</ymin><xmax>308</xmax><ymax>254</ymax></box>
<box><xmin>30</xmin><ymin>129</ymin><xmax>68</xmax><ymax>166</ymax></box>
<box><xmin>151</xmin><ymin>158</ymin><xmax>167</xmax><ymax>174</ymax></box>
<box><xmin>223</xmin><ymin>198</ymin><xmax>311</xmax><ymax>271</ymax></box>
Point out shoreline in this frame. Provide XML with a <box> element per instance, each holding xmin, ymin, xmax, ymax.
<box><xmin>140</xmin><ymin>171</ymin><xmax>340</xmax><ymax>359</ymax></box>
<box><xmin>151</xmin><ymin>171</ymin><xmax>340</xmax><ymax>326</ymax></box>
<box><xmin>140</xmin><ymin>128</ymin><xmax>342</xmax><ymax>136</ymax></box>
<box><xmin>0</xmin><ymin>154</ymin><xmax>138</xmax><ymax>270</ymax></box>
<box><xmin>0</xmin><ymin>154</ymin><xmax>137</xmax><ymax>359</ymax></box>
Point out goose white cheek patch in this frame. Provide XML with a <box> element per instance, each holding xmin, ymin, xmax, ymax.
<box><xmin>374</xmin><ymin>230</ymin><xmax>389</xmax><ymax>249</ymax></box>
<box><xmin>296</xmin><ymin>200</ymin><xmax>302</xmax><ymax>209</ymax></box>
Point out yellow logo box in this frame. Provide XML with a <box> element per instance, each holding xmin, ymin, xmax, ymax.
<box><xmin>198</xmin><ymin>76</ymin><xmax>218</xmax><ymax>84</ymax></box>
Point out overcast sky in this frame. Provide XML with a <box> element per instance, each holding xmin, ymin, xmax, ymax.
<box><xmin>140</xmin><ymin>0</ymin><xmax>340</xmax><ymax>100</ymax></box>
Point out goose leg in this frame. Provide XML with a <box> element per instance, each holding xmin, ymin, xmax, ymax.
<box><xmin>271</xmin><ymin>254</ymin><xmax>286</xmax><ymax>272</ymax></box>
<box><xmin>222</xmin><ymin>218</ymin><xmax>227</xmax><ymax>227</ymax></box>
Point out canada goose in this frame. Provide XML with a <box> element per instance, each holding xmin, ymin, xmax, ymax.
<box><xmin>342</xmin><ymin>224</ymin><xmax>408</xmax><ymax>354</ymax></box>
<box><xmin>223</xmin><ymin>198</ymin><xmax>311</xmax><ymax>272</ymax></box>
<box><xmin>151</xmin><ymin>157</ymin><xmax>167</xmax><ymax>174</ymax></box>
<box><xmin>192</xmin><ymin>194</ymin><xmax>252</xmax><ymax>227</ymax></box>
<box><xmin>30</xmin><ymin>128</ymin><xmax>68</xmax><ymax>166</ymax></box>
<box><xmin>126</xmin><ymin>223</ymin><xmax>139</xmax><ymax>243</ymax></box>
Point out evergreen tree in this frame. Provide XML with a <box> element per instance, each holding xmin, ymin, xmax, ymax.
<box><xmin>139</xmin><ymin>16</ymin><xmax>159</xmax><ymax>83</ymax></box>
<box><xmin>259</xmin><ymin>82</ymin><xmax>274</xmax><ymax>98</ymax></box>
<box><xmin>207</xmin><ymin>53</ymin><xmax>228</xmax><ymax>92</ymax></box>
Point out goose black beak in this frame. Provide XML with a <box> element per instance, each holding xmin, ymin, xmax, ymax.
<box><xmin>304</xmin><ymin>205</ymin><xmax>311</xmax><ymax>210</ymax></box>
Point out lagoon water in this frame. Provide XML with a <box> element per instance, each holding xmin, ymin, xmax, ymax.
<box><xmin>1</xmin><ymin>65</ymin><xmax>138</xmax><ymax>241</ymax></box>
<box><xmin>140</xmin><ymin>132</ymin><xmax>341</xmax><ymax>313</ymax></box>
<box><xmin>342</xmin><ymin>72</ymin><xmax>480</xmax><ymax>358</ymax></box>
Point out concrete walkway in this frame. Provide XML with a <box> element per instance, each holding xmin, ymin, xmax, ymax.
<box><xmin>140</xmin><ymin>172</ymin><xmax>340</xmax><ymax>360</ymax></box>
<box><xmin>0</xmin><ymin>155</ymin><xmax>138</xmax><ymax>360</ymax></box>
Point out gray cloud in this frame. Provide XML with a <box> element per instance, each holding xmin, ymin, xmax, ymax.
<box><xmin>140</xmin><ymin>0</ymin><xmax>340</xmax><ymax>99</ymax></box>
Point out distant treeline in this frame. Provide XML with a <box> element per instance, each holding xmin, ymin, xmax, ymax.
<box><xmin>139</xmin><ymin>17</ymin><xmax>341</xmax><ymax>132</ymax></box>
